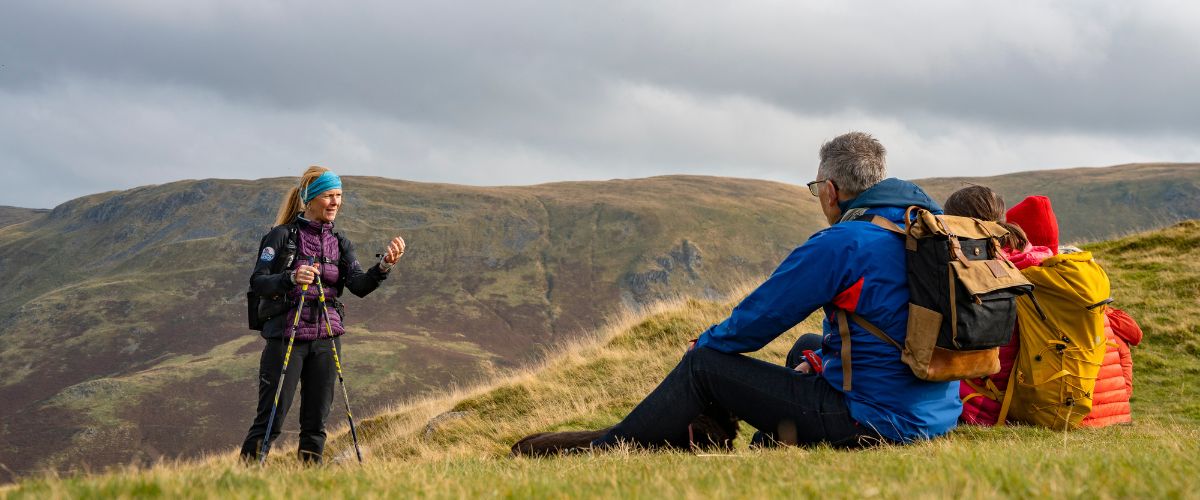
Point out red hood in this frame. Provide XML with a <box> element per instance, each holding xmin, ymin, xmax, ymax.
<box><xmin>1007</xmin><ymin>195</ymin><xmax>1060</xmax><ymax>255</ymax></box>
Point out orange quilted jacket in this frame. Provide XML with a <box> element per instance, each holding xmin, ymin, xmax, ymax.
<box><xmin>1080</xmin><ymin>308</ymin><xmax>1143</xmax><ymax>427</ymax></box>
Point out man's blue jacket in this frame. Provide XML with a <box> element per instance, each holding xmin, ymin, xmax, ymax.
<box><xmin>694</xmin><ymin>178</ymin><xmax>961</xmax><ymax>442</ymax></box>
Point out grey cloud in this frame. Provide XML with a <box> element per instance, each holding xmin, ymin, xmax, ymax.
<box><xmin>2</xmin><ymin>0</ymin><xmax>1198</xmax><ymax>207</ymax></box>
<box><xmin>6</xmin><ymin>1</ymin><xmax>1198</xmax><ymax>134</ymax></box>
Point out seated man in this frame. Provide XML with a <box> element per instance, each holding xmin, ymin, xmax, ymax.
<box><xmin>514</xmin><ymin>132</ymin><xmax>960</xmax><ymax>454</ymax></box>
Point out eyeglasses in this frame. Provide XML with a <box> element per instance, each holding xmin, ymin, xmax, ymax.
<box><xmin>807</xmin><ymin>179</ymin><xmax>829</xmax><ymax>197</ymax></box>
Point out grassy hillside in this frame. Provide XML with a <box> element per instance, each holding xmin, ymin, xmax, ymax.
<box><xmin>4</xmin><ymin>220</ymin><xmax>1198</xmax><ymax>498</ymax></box>
<box><xmin>2</xmin><ymin>164</ymin><xmax>1197</xmax><ymax>477</ymax></box>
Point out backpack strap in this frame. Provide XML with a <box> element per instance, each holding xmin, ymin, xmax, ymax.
<box><xmin>961</xmin><ymin>393</ymin><xmax>986</xmax><ymax>406</ymax></box>
<box><xmin>847</xmin><ymin>311</ymin><xmax>903</xmax><ymax>350</ymax></box>
<box><xmin>854</xmin><ymin>213</ymin><xmax>920</xmax><ymax>251</ymax></box>
<box><xmin>333</xmin><ymin>231</ymin><xmax>351</xmax><ymax>271</ymax></box>
<box><xmin>962</xmin><ymin>380</ymin><xmax>1002</xmax><ymax>407</ymax></box>
<box><xmin>948</xmin><ymin>263</ymin><xmax>961</xmax><ymax>348</ymax></box>
<box><xmin>853</xmin><ymin>214</ymin><xmax>905</xmax><ymax>235</ymax></box>
<box><xmin>835</xmin><ymin>308</ymin><xmax>905</xmax><ymax>392</ymax></box>
<box><xmin>836</xmin><ymin>309</ymin><xmax>853</xmax><ymax>392</ymax></box>
<box><xmin>995</xmin><ymin>362</ymin><xmax>1019</xmax><ymax>427</ymax></box>
<box><xmin>962</xmin><ymin>378</ymin><xmax>1002</xmax><ymax>402</ymax></box>
<box><xmin>276</xmin><ymin>224</ymin><xmax>300</xmax><ymax>273</ymax></box>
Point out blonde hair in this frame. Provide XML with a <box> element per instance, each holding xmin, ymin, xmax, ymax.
<box><xmin>273</xmin><ymin>165</ymin><xmax>330</xmax><ymax>227</ymax></box>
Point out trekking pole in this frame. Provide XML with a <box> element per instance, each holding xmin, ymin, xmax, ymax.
<box><xmin>313</xmin><ymin>268</ymin><xmax>364</xmax><ymax>463</ymax></box>
<box><xmin>259</xmin><ymin>258</ymin><xmax>312</xmax><ymax>465</ymax></box>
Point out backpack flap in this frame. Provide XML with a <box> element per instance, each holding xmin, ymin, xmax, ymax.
<box><xmin>948</xmin><ymin>256</ymin><xmax>1033</xmax><ymax>350</ymax></box>
<box><xmin>952</xmin><ymin>258</ymin><xmax>1031</xmax><ymax>296</ymax></box>
<box><xmin>906</xmin><ymin>207</ymin><xmax>1010</xmax><ymax>241</ymax></box>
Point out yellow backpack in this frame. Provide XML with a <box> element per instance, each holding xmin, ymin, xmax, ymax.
<box><xmin>998</xmin><ymin>251</ymin><xmax>1111</xmax><ymax>430</ymax></box>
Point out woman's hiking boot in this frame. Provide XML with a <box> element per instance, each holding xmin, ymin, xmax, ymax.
<box><xmin>298</xmin><ymin>449</ymin><xmax>323</xmax><ymax>465</ymax></box>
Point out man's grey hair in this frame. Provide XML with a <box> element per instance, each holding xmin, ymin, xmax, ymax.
<box><xmin>818</xmin><ymin>132</ymin><xmax>888</xmax><ymax>196</ymax></box>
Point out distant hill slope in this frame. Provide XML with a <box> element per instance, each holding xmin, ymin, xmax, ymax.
<box><xmin>3</xmin><ymin>220</ymin><xmax>1197</xmax><ymax>497</ymax></box>
<box><xmin>0</xmin><ymin>206</ymin><xmax>48</xmax><ymax>229</ymax></box>
<box><xmin>918</xmin><ymin>163</ymin><xmax>1200</xmax><ymax>242</ymax></box>
<box><xmin>0</xmin><ymin>163</ymin><xmax>1198</xmax><ymax>477</ymax></box>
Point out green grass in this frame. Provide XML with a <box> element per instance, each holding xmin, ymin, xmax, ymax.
<box><xmin>1087</xmin><ymin>220</ymin><xmax>1200</xmax><ymax>423</ymax></box>
<box><xmin>4</xmin><ymin>221</ymin><xmax>1200</xmax><ymax>498</ymax></box>
<box><xmin>5</xmin><ymin>424</ymin><xmax>1197</xmax><ymax>499</ymax></box>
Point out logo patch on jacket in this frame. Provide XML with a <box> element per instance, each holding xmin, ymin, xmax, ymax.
<box><xmin>259</xmin><ymin>247</ymin><xmax>276</xmax><ymax>262</ymax></box>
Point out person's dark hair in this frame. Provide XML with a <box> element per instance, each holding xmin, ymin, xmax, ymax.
<box><xmin>943</xmin><ymin>185</ymin><xmax>1028</xmax><ymax>250</ymax></box>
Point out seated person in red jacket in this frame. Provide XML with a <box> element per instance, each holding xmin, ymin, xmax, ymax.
<box><xmin>940</xmin><ymin>187</ymin><xmax>1050</xmax><ymax>426</ymax></box>
<box><xmin>945</xmin><ymin>189</ymin><xmax>1143</xmax><ymax>426</ymax></box>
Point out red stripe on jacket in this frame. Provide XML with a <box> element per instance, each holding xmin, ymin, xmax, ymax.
<box><xmin>832</xmin><ymin>277</ymin><xmax>865</xmax><ymax>313</ymax></box>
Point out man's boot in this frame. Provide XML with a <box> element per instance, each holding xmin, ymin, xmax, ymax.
<box><xmin>687</xmin><ymin>409</ymin><xmax>739</xmax><ymax>451</ymax></box>
<box><xmin>511</xmin><ymin>428</ymin><xmax>609</xmax><ymax>457</ymax></box>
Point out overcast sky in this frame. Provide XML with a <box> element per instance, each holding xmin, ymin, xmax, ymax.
<box><xmin>3</xmin><ymin>1</ymin><xmax>1199</xmax><ymax>208</ymax></box>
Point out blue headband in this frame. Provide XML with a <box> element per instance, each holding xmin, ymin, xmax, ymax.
<box><xmin>302</xmin><ymin>171</ymin><xmax>342</xmax><ymax>203</ymax></box>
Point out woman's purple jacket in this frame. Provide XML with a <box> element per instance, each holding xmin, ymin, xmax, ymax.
<box><xmin>249</xmin><ymin>216</ymin><xmax>389</xmax><ymax>340</ymax></box>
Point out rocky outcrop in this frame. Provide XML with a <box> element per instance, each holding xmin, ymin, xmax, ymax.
<box><xmin>621</xmin><ymin>239</ymin><xmax>703</xmax><ymax>306</ymax></box>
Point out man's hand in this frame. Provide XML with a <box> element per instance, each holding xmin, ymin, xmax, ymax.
<box><xmin>794</xmin><ymin>361</ymin><xmax>813</xmax><ymax>374</ymax></box>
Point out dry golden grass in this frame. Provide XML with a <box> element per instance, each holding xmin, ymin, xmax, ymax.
<box><xmin>314</xmin><ymin>281</ymin><xmax>817</xmax><ymax>464</ymax></box>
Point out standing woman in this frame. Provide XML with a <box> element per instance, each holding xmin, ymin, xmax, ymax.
<box><xmin>240</xmin><ymin>166</ymin><xmax>405</xmax><ymax>464</ymax></box>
